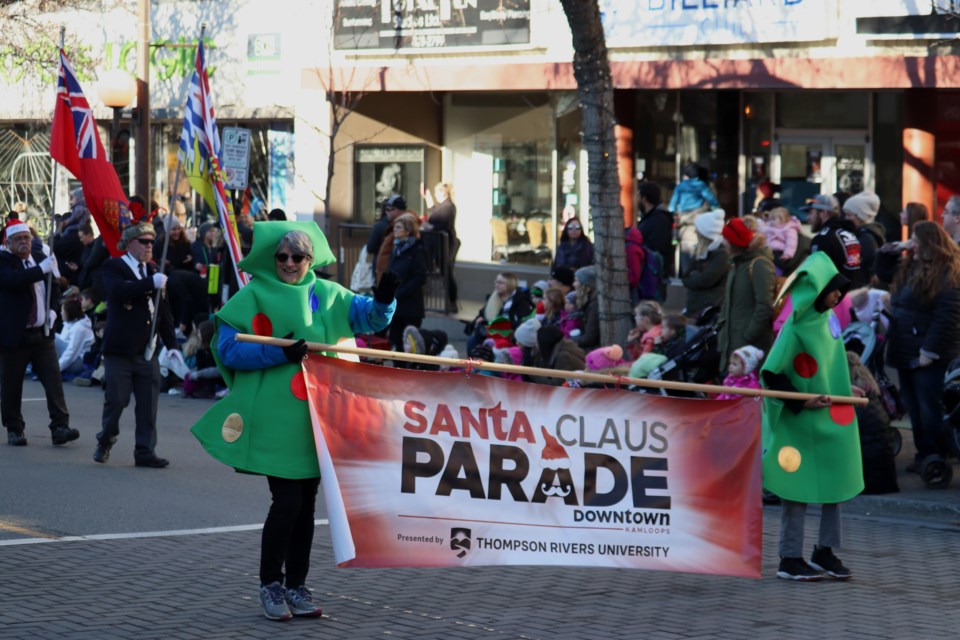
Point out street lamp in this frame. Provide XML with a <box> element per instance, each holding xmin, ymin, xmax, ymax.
<box><xmin>97</xmin><ymin>68</ymin><xmax>136</xmax><ymax>164</ymax></box>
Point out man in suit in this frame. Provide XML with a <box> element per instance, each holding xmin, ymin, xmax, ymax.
<box><xmin>0</xmin><ymin>218</ymin><xmax>78</xmax><ymax>446</ymax></box>
<box><xmin>94</xmin><ymin>221</ymin><xmax>178</xmax><ymax>468</ymax></box>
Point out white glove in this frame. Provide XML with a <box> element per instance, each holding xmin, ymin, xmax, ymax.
<box><xmin>152</xmin><ymin>273</ymin><xmax>168</xmax><ymax>290</ymax></box>
<box><xmin>47</xmin><ymin>309</ymin><xmax>57</xmax><ymax>329</ymax></box>
<box><xmin>40</xmin><ymin>255</ymin><xmax>60</xmax><ymax>278</ymax></box>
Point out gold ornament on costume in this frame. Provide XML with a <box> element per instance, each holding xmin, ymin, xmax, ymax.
<box><xmin>222</xmin><ymin>413</ymin><xmax>243</xmax><ymax>443</ymax></box>
<box><xmin>778</xmin><ymin>446</ymin><xmax>801</xmax><ymax>473</ymax></box>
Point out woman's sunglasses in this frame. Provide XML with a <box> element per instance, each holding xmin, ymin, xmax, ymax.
<box><xmin>275</xmin><ymin>253</ymin><xmax>311</xmax><ymax>264</ymax></box>
<box><xmin>567</xmin><ymin>225</ymin><xmax>581</xmax><ymax>230</ymax></box>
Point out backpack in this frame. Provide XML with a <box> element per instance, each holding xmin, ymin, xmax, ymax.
<box><xmin>638</xmin><ymin>246</ymin><xmax>667</xmax><ymax>302</ymax></box>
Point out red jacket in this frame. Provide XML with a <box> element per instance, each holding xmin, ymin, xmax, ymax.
<box><xmin>625</xmin><ymin>227</ymin><xmax>645</xmax><ymax>289</ymax></box>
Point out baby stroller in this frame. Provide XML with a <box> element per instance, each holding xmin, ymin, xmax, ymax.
<box><xmin>642</xmin><ymin>307</ymin><xmax>723</xmax><ymax>398</ymax></box>
<box><xmin>924</xmin><ymin>358</ymin><xmax>960</xmax><ymax>489</ymax></box>
<box><xmin>841</xmin><ymin>305</ymin><xmax>904</xmax><ymax>458</ymax></box>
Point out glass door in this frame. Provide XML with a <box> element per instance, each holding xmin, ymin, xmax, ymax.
<box><xmin>772</xmin><ymin>134</ymin><xmax>869</xmax><ymax>221</ymax></box>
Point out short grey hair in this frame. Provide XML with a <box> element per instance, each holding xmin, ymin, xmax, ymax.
<box><xmin>277</xmin><ymin>230</ymin><xmax>313</xmax><ymax>258</ymax></box>
<box><xmin>947</xmin><ymin>195</ymin><xmax>960</xmax><ymax>214</ymax></box>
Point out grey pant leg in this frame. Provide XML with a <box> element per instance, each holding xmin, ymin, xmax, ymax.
<box><xmin>818</xmin><ymin>502</ymin><xmax>842</xmax><ymax>549</ymax></box>
<box><xmin>779</xmin><ymin>499</ymin><xmax>807</xmax><ymax>558</ymax></box>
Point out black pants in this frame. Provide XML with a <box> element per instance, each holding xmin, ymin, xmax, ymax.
<box><xmin>0</xmin><ymin>329</ymin><xmax>69</xmax><ymax>434</ymax></box>
<box><xmin>260</xmin><ymin>476</ymin><xmax>321</xmax><ymax>588</ymax></box>
<box><xmin>97</xmin><ymin>353</ymin><xmax>160</xmax><ymax>460</ymax></box>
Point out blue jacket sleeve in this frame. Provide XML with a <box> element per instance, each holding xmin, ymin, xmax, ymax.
<box><xmin>217</xmin><ymin>322</ymin><xmax>288</xmax><ymax>371</ymax></box>
<box><xmin>701</xmin><ymin>183</ymin><xmax>720</xmax><ymax>208</ymax></box>
<box><xmin>349</xmin><ymin>295</ymin><xmax>395</xmax><ymax>335</ymax></box>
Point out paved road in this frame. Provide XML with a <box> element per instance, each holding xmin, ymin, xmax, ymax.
<box><xmin>3</xmin><ymin>379</ymin><xmax>960</xmax><ymax>639</ymax></box>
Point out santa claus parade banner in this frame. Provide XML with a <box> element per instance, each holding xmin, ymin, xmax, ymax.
<box><xmin>303</xmin><ymin>357</ymin><xmax>762</xmax><ymax>578</ymax></box>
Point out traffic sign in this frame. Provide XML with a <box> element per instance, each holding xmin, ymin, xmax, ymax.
<box><xmin>221</xmin><ymin>126</ymin><xmax>251</xmax><ymax>190</ymax></box>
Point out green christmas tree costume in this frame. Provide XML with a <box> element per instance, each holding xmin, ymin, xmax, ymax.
<box><xmin>761</xmin><ymin>251</ymin><xmax>863</xmax><ymax>504</ymax></box>
<box><xmin>191</xmin><ymin>221</ymin><xmax>354</xmax><ymax>479</ymax></box>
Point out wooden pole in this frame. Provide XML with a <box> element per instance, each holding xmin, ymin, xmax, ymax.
<box><xmin>235</xmin><ymin>334</ymin><xmax>868</xmax><ymax>406</ymax></box>
<box><xmin>43</xmin><ymin>26</ymin><xmax>67</xmax><ymax>337</ymax></box>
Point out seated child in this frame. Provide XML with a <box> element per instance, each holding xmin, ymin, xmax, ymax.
<box><xmin>585</xmin><ymin>345</ymin><xmax>628</xmax><ymax>372</ymax></box>
<box><xmin>656</xmin><ymin>313</ymin><xmax>688</xmax><ymax>359</ymax></box>
<box><xmin>626</xmin><ymin>301</ymin><xmax>663</xmax><ymax>359</ymax></box>
<box><xmin>847</xmin><ymin>351</ymin><xmax>899</xmax><ymax>494</ymax></box>
<box><xmin>847</xmin><ymin>287</ymin><xmax>890</xmax><ymax>333</ymax></box>
<box><xmin>55</xmin><ymin>297</ymin><xmax>95</xmax><ymax>377</ymax></box>
<box><xmin>559</xmin><ymin>291</ymin><xmax>582</xmax><ymax>338</ymax></box>
<box><xmin>182</xmin><ymin>320</ymin><xmax>224</xmax><ymax>398</ymax></box>
<box><xmin>541</xmin><ymin>287</ymin><xmax>566</xmax><ymax>329</ymax></box>
<box><xmin>628</xmin><ymin>352</ymin><xmax>668</xmax><ymax>380</ymax></box>
<box><xmin>716</xmin><ymin>345</ymin><xmax>764</xmax><ymax>400</ymax></box>
<box><xmin>531</xmin><ymin>279</ymin><xmax>549</xmax><ymax>319</ymax></box>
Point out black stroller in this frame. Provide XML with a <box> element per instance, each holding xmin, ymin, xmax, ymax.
<box><xmin>841</xmin><ymin>305</ymin><xmax>904</xmax><ymax>459</ymax></box>
<box><xmin>640</xmin><ymin>307</ymin><xmax>723</xmax><ymax>398</ymax></box>
<box><xmin>926</xmin><ymin>358</ymin><xmax>960</xmax><ymax>489</ymax></box>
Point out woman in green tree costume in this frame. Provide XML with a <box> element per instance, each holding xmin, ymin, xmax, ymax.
<box><xmin>760</xmin><ymin>251</ymin><xmax>864</xmax><ymax>582</ymax></box>
<box><xmin>191</xmin><ymin>221</ymin><xmax>397</xmax><ymax>620</ymax></box>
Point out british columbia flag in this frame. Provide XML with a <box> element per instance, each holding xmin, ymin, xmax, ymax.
<box><xmin>50</xmin><ymin>49</ymin><xmax>130</xmax><ymax>257</ymax></box>
<box><xmin>178</xmin><ymin>39</ymin><xmax>247</xmax><ymax>287</ymax></box>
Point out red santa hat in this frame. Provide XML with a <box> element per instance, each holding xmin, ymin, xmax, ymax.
<box><xmin>539</xmin><ymin>426</ymin><xmax>570</xmax><ymax>469</ymax></box>
<box><xmin>4</xmin><ymin>218</ymin><xmax>30</xmax><ymax>241</ymax></box>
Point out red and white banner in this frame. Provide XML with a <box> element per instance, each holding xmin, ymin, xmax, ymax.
<box><xmin>304</xmin><ymin>358</ymin><xmax>762</xmax><ymax>578</ymax></box>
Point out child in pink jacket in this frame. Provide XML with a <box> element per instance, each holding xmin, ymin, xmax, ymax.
<box><xmin>716</xmin><ymin>345</ymin><xmax>764</xmax><ymax>400</ymax></box>
<box><xmin>764</xmin><ymin>206</ymin><xmax>802</xmax><ymax>274</ymax></box>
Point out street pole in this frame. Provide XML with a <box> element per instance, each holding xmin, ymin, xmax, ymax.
<box><xmin>135</xmin><ymin>0</ymin><xmax>150</xmax><ymax>199</ymax></box>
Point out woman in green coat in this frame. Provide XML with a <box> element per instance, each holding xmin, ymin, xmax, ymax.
<box><xmin>716</xmin><ymin>217</ymin><xmax>776</xmax><ymax>371</ymax></box>
<box><xmin>191</xmin><ymin>221</ymin><xmax>397</xmax><ymax>620</ymax></box>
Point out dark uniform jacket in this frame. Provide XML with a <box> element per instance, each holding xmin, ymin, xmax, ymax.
<box><xmin>0</xmin><ymin>248</ymin><xmax>61</xmax><ymax>348</ymax></box>
<box><xmin>100</xmin><ymin>257</ymin><xmax>176</xmax><ymax>357</ymax></box>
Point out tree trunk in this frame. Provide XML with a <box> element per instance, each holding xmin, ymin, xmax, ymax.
<box><xmin>559</xmin><ymin>0</ymin><xmax>633</xmax><ymax>347</ymax></box>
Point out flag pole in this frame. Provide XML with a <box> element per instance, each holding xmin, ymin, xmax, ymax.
<box><xmin>235</xmin><ymin>333</ymin><xmax>869</xmax><ymax>406</ymax></box>
<box><xmin>145</xmin><ymin>23</ymin><xmax>205</xmax><ymax>358</ymax></box>
<box><xmin>43</xmin><ymin>25</ymin><xmax>67</xmax><ymax>338</ymax></box>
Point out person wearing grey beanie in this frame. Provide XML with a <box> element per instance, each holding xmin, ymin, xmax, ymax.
<box><xmin>574</xmin><ymin>265</ymin><xmax>597</xmax><ymax>290</ymax></box>
<box><xmin>572</xmin><ymin>266</ymin><xmax>600</xmax><ymax>351</ymax></box>
<box><xmin>843</xmin><ymin>192</ymin><xmax>885</xmax><ymax>284</ymax></box>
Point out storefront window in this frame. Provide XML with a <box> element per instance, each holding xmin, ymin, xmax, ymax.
<box><xmin>635</xmin><ymin>91</ymin><xmax>679</xmax><ymax>204</ymax></box>
<box><xmin>447</xmin><ymin>92</ymin><xmax>557</xmax><ymax>264</ymax></box>
<box><xmin>488</xmin><ymin>141</ymin><xmax>552</xmax><ymax>264</ymax></box>
<box><xmin>743</xmin><ymin>92</ymin><xmax>774</xmax><ymax>213</ymax></box>
<box><xmin>776</xmin><ymin>92</ymin><xmax>868</xmax><ymax>129</ymax></box>
<box><xmin>155</xmin><ymin>120</ymin><xmax>294</xmax><ymax>226</ymax></box>
<box><xmin>353</xmin><ymin>146</ymin><xmax>424</xmax><ymax>225</ymax></box>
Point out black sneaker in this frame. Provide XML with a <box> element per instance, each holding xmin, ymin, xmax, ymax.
<box><xmin>810</xmin><ymin>545</ymin><xmax>852</xmax><ymax>580</ymax></box>
<box><xmin>7</xmin><ymin>431</ymin><xmax>27</xmax><ymax>446</ymax></box>
<box><xmin>93</xmin><ymin>443</ymin><xmax>111</xmax><ymax>463</ymax></box>
<box><xmin>776</xmin><ymin>556</ymin><xmax>823</xmax><ymax>581</ymax></box>
<box><xmin>51</xmin><ymin>426</ymin><xmax>80</xmax><ymax>446</ymax></box>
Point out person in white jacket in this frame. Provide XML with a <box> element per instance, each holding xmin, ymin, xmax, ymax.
<box><xmin>56</xmin><ymin>297</ymin><xmax>94</xmax><ymax>375</ymax></box>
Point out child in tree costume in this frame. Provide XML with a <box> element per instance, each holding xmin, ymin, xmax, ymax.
<box><xmin>760</xmin><ymin>251</ymin><xmax>863</xmax><ymax>582</ymax></box>
<box><xmin>191</xmin><ymin>221</ymin><xmax>396</xmax><ymax>620</ymax></box>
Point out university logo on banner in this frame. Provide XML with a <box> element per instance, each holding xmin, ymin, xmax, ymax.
<box><xmin>303</xmin><ymin>358</ymin><xmax>763</xmax><ymax>578</ymax></box>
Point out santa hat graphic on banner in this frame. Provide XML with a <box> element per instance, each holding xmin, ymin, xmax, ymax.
<box><xmin>539</xmin><ymin>426</ymin><xmax>571</xmax><ymax>469</ymax></box>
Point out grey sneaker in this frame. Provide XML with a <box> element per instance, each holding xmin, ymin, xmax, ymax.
<box><xmin>285</xmin><ymin>586</ymin><xmax>322</xmax><ymax>617</ymax></box>
<box><xmin>259</xmin><ymin>582</ymin><xmax>292</xmax><ymax>621</ymax></box>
